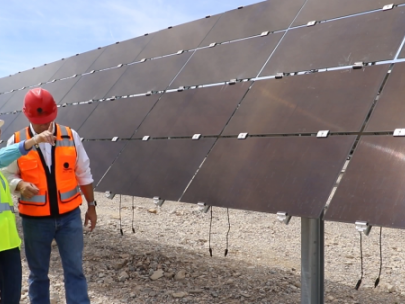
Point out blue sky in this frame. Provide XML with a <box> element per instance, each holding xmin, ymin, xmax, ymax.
<box><xmin>0</xmin><ymin>0</ymin><xmax>261</xmax><ymax>78</ymax></box>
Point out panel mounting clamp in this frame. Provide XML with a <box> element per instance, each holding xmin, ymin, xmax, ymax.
<box><xmin>112</xmin><ymin>137</ymin><xmax>119</xmax><ymax>142</ymax></box>
<box><xmin>238</xmin><ymin>132</ymin><xmax>248</xmax><ymax>139</ymax></box>
<box><xmin>153</xmin><ymin>196</ymin><xmax>165</xmax><ymax>207</ymax></box>
<box><xmin>192</xmin><ymin>134</ymin><xmax>201</xmax><ymax>140</ymax></box>
<box><xmin>209</xmin><ymin>42</ymin><xmax>217</xmax><ymax>48</ymax></box>
<box><xmin>197</xmin><ymin>202</ymin><xmax>211</xmax><ymax>213</ymax></box>
<box><xmin>382</xmin><ymin>3</ymin><xmax>394</xmax><ymax>10</ymax></box>
<box><xmin>176</xmin><ymin>50</ymin><xmax>184</xmax><ymax>55</ymax></box>
<box><xmin>229</xmin><ymin>79</ymin><xmax>237</xmax><ymax>85</ymax></box>
<box><xmin>275</xmin><ymin>73</ymin><xmax>284</xmax><ymax>79</ymax></box>
<box><xmin>352</xmin><ymin>62</ymin><xmax>364</xmax><ymax>69</ymax></box>
<box><xmin>393</xmin><ymin>128</ymin><xmax>405</xmax><ymax>136</ymax></box>
<box><xmin>355</xmin><ymin>221</ymin><xmax>372</xmax><ymax>236</ymax></box>
<box><xmin>317</xmin><ymin>130</ymin><xmax>329</xmax><ymax>138</ymax></box>
<box><xmin>146</xmin><ymin>91</ymin><xmax>152</xmax><ymax>96</ymax></box>
<box><xmin>139</xmin><ymin>58</ymin><xmax>147</xmax><ymax>63</ymax></box>
<box><xmin>277</xmin><ymin>212</ymin><xmax>292</xmax><ymax>225</ymax></box>
<box><xmin>177</xmin><ymin>86</ymin><xmax>185</xmax><ymax>92</ymax></box>
<box><xmin>260</xmin><ymin>31</ymin><xmax>269</xmax><ymax>37</ymax></box>
<box><xmin>307</xmin><ymin>20</ymin><xmax>317</xmax><ymax>26</ymax></box>
<box><xmin>142</xmin><ymin>136</ymin><xmax>150</xmax><ymax>141</ymax></box>
<box><xmin>105</xmin><ymin>191</ymin><xmax>115</xmax><ymax>200</ymax></box>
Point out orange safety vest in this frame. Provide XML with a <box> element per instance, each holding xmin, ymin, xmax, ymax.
<box><xmin>14</xmin><ymin>124</ymin><xmax>82</xmax><ymax>216</ymax></box>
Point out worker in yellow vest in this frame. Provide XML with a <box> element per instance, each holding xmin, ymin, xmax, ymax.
<box><xmin>0</xmin><ymin>119</ymin><xmax>56</xmax><ymax>304</ymax></box>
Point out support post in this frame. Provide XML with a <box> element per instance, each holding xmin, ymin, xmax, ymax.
<box><xmin>301</xmin><ymin>217</ymin><xmax>324</xmax><ymax>304</ymax></box>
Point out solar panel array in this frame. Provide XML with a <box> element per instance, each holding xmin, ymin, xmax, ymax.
<box><xmin>1</xmin><ymin>1</ymin><xmax>405</xmax><ymax>230</ymax></box>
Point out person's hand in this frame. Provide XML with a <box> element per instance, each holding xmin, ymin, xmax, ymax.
<box><xmin>35</xmin><ymin>123</ymin><xmax>56</xmax><ymax>145</ymax></box>
<box><xmin>17</xmin><ymin>181</ymin><xmax>39</xmax><ymax>199</ymax></box>
<box><xmin>84</xmin><ymin>207</ymin><xmax>97</xmax><ymax>232</ymax></box>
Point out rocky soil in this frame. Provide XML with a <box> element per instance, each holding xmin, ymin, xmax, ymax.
<box><xmin>16</xmin><ymin>192</ymin><xmax>405</xmax><ymax>303</ymax></box>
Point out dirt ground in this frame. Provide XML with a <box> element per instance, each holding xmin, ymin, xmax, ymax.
<box><xmin>15</xmin><ymin>192</ymin><xmax>405</xmax><ymax>303</ymax></box>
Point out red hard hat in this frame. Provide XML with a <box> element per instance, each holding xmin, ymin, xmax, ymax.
<box><xmin>23</xmin><ymin>88</ymin><xmax>57</xmax><ymax>124</ymax></box>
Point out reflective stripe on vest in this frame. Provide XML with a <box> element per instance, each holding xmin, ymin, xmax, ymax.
<box><xmin>20</xmin><ymin>194</ymin><xmax>47</xmax><ymax>204</ymax></box>
<box><xmin>0</xmin><ymin>202</ymin><xmax>13</xmax><ymax>213</ymax></box>
<box><xmin>60</xmin><ymin>187</ymin><xmax>80</xmax><ymax>201</ymax></box>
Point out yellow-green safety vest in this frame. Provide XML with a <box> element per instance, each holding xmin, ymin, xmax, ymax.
<box><xmin>0</xmin><ymin>171</ymin><xmax>21</xmax><ymax>251</ymax></box>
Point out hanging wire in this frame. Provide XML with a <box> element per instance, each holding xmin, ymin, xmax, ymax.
<box><xmin>209</xmin><ymin>206</ymin><xmax>213</xmax><ymax>257</ymax></box>
<box><xmin>119</xmin><ymin>194</ymin><xmax>123</xmax><ymax>236</ymax></box>
<box><xmin>355</xmin><ymin>232</ymin><xmax>363</xmax><ymax>290</ymax></box>
<box><xmin>131</xmin><ymin>196</ymin><xmax>136</xmax><ymax>233</ymax></box>
<box><xmin>375</xmin><ymin>227</ymin><xmax>383</xmax><ymax>288</ymax></box>
<box><xmin>224</xmin><ymin>208</ymin><xmax>230</xmax><ymax>257</ymax></box>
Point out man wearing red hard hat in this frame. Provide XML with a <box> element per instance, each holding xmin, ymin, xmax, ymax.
<box><xmin>2</xmin><ymin>88</ymin><xmax>97</xmax><ymax>304</ymax></box>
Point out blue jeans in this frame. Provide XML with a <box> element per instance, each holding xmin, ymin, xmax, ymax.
<box><xmin>0</xmin><ymin>247</ymin><xmax>22</xmax><ymax>304</ymax></box>
<box><xmin>22</xmin><ymin>207</ymin><xmax>90</xmax><ymax>304</ymax></box>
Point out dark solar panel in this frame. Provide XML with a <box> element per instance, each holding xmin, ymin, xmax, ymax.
<box><xmin>88</xmin><ymin>35</ymin><xmax>153</xmax><ymax>72</ymax></box>
<box><xmin>83</xmin><ymin>140</ymin><xmax>126</xmax><ymax>187</ymax></box>
<box><xmin>59</xmin><ymin>66</ymin><xmax>128</xmax><ymax>104</ymax></box>
<box><xmin>365</xmin><ymin>62</ymin><xmax>405</xmax><ymax>132</ymax></box>
<box><xmin>1</xmin><ymin>60</ymin><xmax>65</xmax><ymax>93</ymax></box>
<box><xmin>224</xmin><ymin>65</ymin><xmax>389</xmax><ymax>135</ymax></box>
<box><xmin>135</xmin><ymin>82</ymin><xmax>251</xmax><ymax>138</ymax></box>
<box><xmin>97</xmin><ymin>138</ymin><xmax>216</xmax><ymax>201</ymax></box>
<box><xmin>50</xmin><ymin>48</ymin><xmax>104</xmax><ymax>81</ymax></box>
<box><xmin>56</xmin><ymin>103</ymin><xmax>97</xmax><ymax>132</ymax></box>
<box><xmin>40</xmin><ymin>77</ymin><xmax>81</xmax><ymax>104</ymax></box>
<box><xmin>292</xmin><ymin>0</ymin><xmax>405</xmax><ymax>27</ymax></box>
<box><xmin>260</xmin><ymin>7</ymin><xmax>405</xmax><ymax>76</ymax></box>
<box><xmin>0</xmin><ymin>113</ymin><xmax>21</xmax><ymax>142</ymax></box>
<box><xmin>182</xmin><ymin>136</ymin><xmax>356</xmax><ymax>218</ymax></box>
<box><xmin>0</xmin><ymin>76</ymin><xmax>14</xmax><ymax>93</ymax></box>
<box><xmin>170</xmin><ymin>33</ymin><xmax>283</xmax><ymax>88</ymax></box>
<box><xmin>0</xmin><ymin>88</ymin><xmax>30</xmax><ymax>114</ymax></box>
<box><xmin>135</xmin><ymin>15</ymin><xmax>220</xmax><ymax>60</ymax></box>
<box><xmin>0</xmin><ymin>92</ymin><xmax>14</xmax><ymax>112</ymax></box>
<box><xmin>324</xmin><ymin>136</ymin><xmax>405</xmax><ymax>229</ymax></box>
<box><xmin>78</xmin><ymin>95</ymin><xmax>160</xmax><ymax>140</ymax></box>
<box><xmin>399</xmin><ymin>43</ymin><xmax>405</xmax><ymax>59</ymax></box>
<box><xmin>0</xmin><ymin>113</ymin><xmax>29</xmax><ymax>142</ymax></box>
<box><xmin>106</xmin><ymin>52</ymin><xmax>193</xmax><ymax>97</ymax></box>
<box><xmin>199</xmin><ymin>0</ymin><xmax>305</xmax><ymax>46</ymax></box>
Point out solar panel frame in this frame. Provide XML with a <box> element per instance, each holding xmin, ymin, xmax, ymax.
<box><xmin>182</xmin><ymin>136</ymin><xmax>356</xmax><ymax>218</ymax></box>
<box><xmin>134</xmin><ymin>82</ymin><xmax>251</xmax><ymax>138</ymax></box>
<box><xmin>96</xmin><ymin>138</ymin><xmax>216</xmax><ymax>201</ymax></box>
<box><xmin>199</xmin><ymin>0</ymin><xmax>305</xmax><ymax>46</ymax></box>
<box><xmin>59</xmin><ymin>66</ymin><xmax>128</xmax><ymax>104</ymax></box>
<box><xmin>260</xmin><ymin>7</ymin><xmax>405</xmax><ymax>76</ymax></box>
<box><xmin>135</xmin><ymin>15</ymin><xmax>220</xmax><ymax>60</ymax></box>
<box><xmin>78</xmin><ymin>95</ymin><xmax>161</xmax><ymax>140</ymax></box>
<box><xmin>50</xmin><ymin>48</ymin><xmax>105</xmax><ymax>81</ymax></box>
<box><xmin>324</xmin><ymin>135</ymin><xmax>405</xmax><ymax>229</ymax></box>
<box><xmin>106</xmin><ymin>52</ymin><xmax>193</xmax><ymax>97</ymax></box>
<box><xmin>223</xmin><ymin>65</ymin><xmax>389</xmax><ymax>135</ymax></box>
<box><xmin>170</xmin><ymin>33</ymin><xmax>284</xmax><ymax>88</ymax></box>
<box><xmin>365</xmin><ymin>62</ymin><xmax>405</xmax><ymax>132</ymax></box>
<box><xmin>292</xmin><ymin>0</ymin><xmax>405</xmax><ymax>27</ymax></box>
<box><xmin>88</xmin><ymin>35</ymin><xmax>153</xmax><ymax>72</ymax></box>
<box><xmin>82</xmin><ymin>140</ymin><xmax>126</xmax><ymax>187</ymax></box>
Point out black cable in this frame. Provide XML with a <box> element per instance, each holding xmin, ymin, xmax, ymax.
<box><xmin>119</xmin><ymin>194</ymin><xmax>123</xmax><ymax>236</ymax></box>
<box><xmin>224</xmin><ymin>208</ymin><xmax>230</xmax><ymax>257</ymax></box>
<box><xmin>355</xmin><ymin>232</ymin><xmax>363</xmax><ymax>290</ymax></box>
<box><xmin>209</xmin><ymin>206</ymin><xmax>213</xmax><ymax>257</ymax></box>
<box><xmin>131</xmin><ymin>196</ymin><xmax>135</xmax><ymax>233</ymax></box>
<box><xmin>375</xmin><ymin>227</ymin><xmax>382</xmax><ymax>288</ymax></box>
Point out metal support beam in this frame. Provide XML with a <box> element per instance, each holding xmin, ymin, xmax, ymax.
<box><xmin>301</xmin><ymin>217</ymin><xmax>324</xmax><ymax>304</ymax></box>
